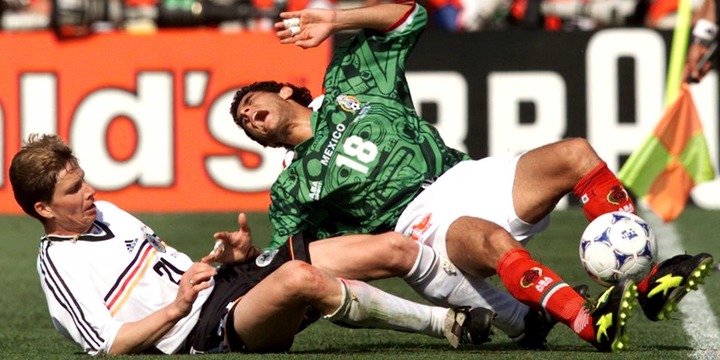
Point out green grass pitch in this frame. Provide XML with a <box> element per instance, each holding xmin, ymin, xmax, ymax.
<box><xmin>0</xmin><ymin>207</ymin><xmax>717</xmax><ymax>359</ymax></box>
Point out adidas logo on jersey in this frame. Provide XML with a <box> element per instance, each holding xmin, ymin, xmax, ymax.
<box><xmin>124</xmin><ymin>239</ymin><xmax>137</xmax><ymax>252</ymax></box>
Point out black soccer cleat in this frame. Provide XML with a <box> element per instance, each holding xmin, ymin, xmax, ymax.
<box><xmin>513</xmin><ymin>284</ymin><xmax>590</xmax><ymax>350</ymax></box>
<box><xmin>575</xmin><ymin>284</ymin><xmax>591</xmax><ymax>299</ymax></box>
<box><xmin>637</xmin><ymin>253</ymin><xmax>714</xmax><ymax>321</ymax></box>
<box><xmin>588</xmin><ymin>278</ymin><xmax>638</xmax><ymax>352</ymax></box>
<box><xmin>463</xmin><ymin>307</ymin><xmax>496</xmax><ymax>345</ymax></box>
<box><xmin>512</xmin><ymin>306</ymin><xmax>554</xmax><ymax>350</ymax></box>
<box><xmin>444</xmin><ymin>306</ymin><xmax>495</xmax><ymax>348</ymax></box>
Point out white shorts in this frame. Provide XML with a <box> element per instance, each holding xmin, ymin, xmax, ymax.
<box><xmin>394</xmin><ymin>156</ymin><xmax>551</xmax><ymax>258</ymax></box>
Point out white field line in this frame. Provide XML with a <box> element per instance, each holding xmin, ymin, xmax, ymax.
<box><xmin>640</xmin><ymin>209</ymin><xmax>720</xmax><ymax>358</ymax></box>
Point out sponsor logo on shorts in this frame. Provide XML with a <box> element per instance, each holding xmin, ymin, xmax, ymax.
<box><xmin>520</xmin><ymin>267</ymin><xmax>542</xmax><ymax>288</ymax></box>
<box><xmin>408</xmin><ymin>213</ymin><xmax>433</xmax><ymax>241</ymax></box>
<box><xmin>256</xmin><ymin>249</ymin><xmax>279</xmax><ymax>267</ymax></box>
<box><xmin>606</xmin><ymin>185</ymin><xmax>629</xmax><ymax>205</ymax></box>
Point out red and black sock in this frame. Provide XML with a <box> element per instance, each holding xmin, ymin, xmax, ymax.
<box><xmin>497</xmin><ymin>248</ymin><xmax>595</xmax><ymax>341</ymax></box>
<box><xmin>573</xmin><ymin>161</ymin><xmax>636</xmax><ymax>222</ymax></box>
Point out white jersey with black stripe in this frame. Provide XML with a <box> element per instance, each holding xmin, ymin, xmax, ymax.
<box><xmin>36</xmin><ymin>201</ymin><xmax>213</xmax><ymax>355</ymax></box>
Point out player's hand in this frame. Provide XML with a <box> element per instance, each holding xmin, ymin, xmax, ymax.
<box><xmin>275</xmin><ymin>9</ymin><xmax>336</xmax><ymax>49</ymax></box>
<box><xmin>682</xmin><ymin>42</ymin><xmax>714</xmax><ymax>83</ymax></box>
<box><xmin>174</xmin><ymin>262</ymin><xmax>216</xmax><ymax>316</ymax></box>
<box><xmin>201</xmin><ymin>213</ymin><xmax>261</xmax><ymax>264</ymax></box>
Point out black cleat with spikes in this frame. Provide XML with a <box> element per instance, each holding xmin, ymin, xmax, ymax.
<box><xmin>638</xmin><ymin>253</ymin><xmax>714</xmax><ymax>321</ymax></box>
<box><xmin>513</xmin><ymin>284</ymin><xmax>590</xmax><ymax>350</ymax></box>
<box><xmin>588</xmin><ymin>279</ymin><xmax>638</xmax><ymax>352</ymax></box>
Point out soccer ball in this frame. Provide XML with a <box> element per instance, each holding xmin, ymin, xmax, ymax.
<box><xmin>579</xmin><ymin>212</ymin><xmax>658</xmax><ymax>287</ymax></box>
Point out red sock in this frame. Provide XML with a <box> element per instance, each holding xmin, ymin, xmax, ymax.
<box><xmin>573</xmin><ymin>161</ymin><xmax>636</xmax><ymax>222</ymax></box>
<box><xmin>636</xmin><ymin>263</ymin><xmax>661</xmax><ymax>294</ymax></box>
<box><xmin>497</xmin><ymin>248</ymin><xmax>595</xmax><ymax>341</ymax></box>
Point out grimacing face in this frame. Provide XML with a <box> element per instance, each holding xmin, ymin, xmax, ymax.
<box><xmin>38</xmin><ymin>163</ymin><xmax>97</xmax><ymax>235</ymax></box>
<box><xmin>234</xmin><ymin>88</ymin><xmax>294</xmax><ymax>147</ymax></box>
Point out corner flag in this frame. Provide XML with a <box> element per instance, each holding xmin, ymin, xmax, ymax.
<box><xmin>618</xmin><ymin>83</ymin><xmax>715</xmax><ymax>222</ymax></box>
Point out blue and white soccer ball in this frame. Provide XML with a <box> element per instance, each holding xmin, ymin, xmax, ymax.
<box><xmin>579</xmin><ymin>212</ymin><xmax>658</xmax><ymax>287</ymax></box>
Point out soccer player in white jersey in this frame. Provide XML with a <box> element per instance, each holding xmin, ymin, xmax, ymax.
<box><xmin>9</xmin><ymin>134</ymin><xmax>494</xmax><ymax>355</ymax></box>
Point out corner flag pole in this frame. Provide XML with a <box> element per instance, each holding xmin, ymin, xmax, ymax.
<box><xmin>664</xmin><ymin>0</ymin><xmax>694</xmax><ymax>107</ymax></box>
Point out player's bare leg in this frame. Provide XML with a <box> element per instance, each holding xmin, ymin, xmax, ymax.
<box><xmin>311</xmin><ymin>231</ymin><xmax>531</xmax><ymax>342</ymax></box>
<box><xmin>232</xmin><ymin>261</ymin><xmax>338</xmax><ymax>351</ymax></box>
<box><xmin>309</xmin><ymin>232</ymin><xmax>417</xmax><ymax>281</ymax></box>
<box><xmin>444</xmin><ymin>216</ymin><xmax>635</xmax><ymax>352</ymax></box>
<box><xmin>512</xmin><ymin>137</ymin><xmax>604</xmax><ymax>224</ymax></box>
<box><xmin>445</xmin><ymin>216</ymin><xmax>521</xmax><ymax>278</ymax></box>
<box><xmin>513</xmin><ymin>138</ymin><xmax>713</xmax><ymax>325</ymax></box>
<box><xmin>233</xmin><ymin>260</ymin><xmax>489</xmax><ymax>352</ymax></box>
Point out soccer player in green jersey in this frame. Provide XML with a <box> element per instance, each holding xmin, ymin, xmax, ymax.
<box><xmin>229</xmin><ymin>0</ymin><xmax>714</xmax><ymax>352</ymax></box>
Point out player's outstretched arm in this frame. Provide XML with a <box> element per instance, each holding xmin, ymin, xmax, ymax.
<box><xmin>682</xmin><ymin>0</ymin><xmax>717</xmax><ymax>82</ymax></box>
<box><xmin>275</xmin><ymin>1</ymin><xmax>415</xmax><ymax>49</ymax></box>
<box><xmin>108</xmin><ymin>262</ymin><xmax>216</xmax><ymax>355</ymax></box>
<box><xmin>202</xmin><ymin>213</ymin><xmax>262</xmax><ymax>264</ymax></box>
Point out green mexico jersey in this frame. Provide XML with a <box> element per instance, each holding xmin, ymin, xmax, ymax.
<box><xmin>268</xmin><ymin>5</ymin><xmax>468</xmax><ymax>249</ymax></box>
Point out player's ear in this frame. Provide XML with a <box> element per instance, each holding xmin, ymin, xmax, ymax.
<box><xmin>35</xmin><ymin>201</ymin><xmax>54</xmax><ymax>220</ymax></box>
<box><xmin>279</xmin><ymin>86</ymin><xmax>293</xmax><ymax>100</ymax></box>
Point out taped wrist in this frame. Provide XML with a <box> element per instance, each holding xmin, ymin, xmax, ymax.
<box><xmin>692</xmin><ymin>19</ymin><xmax>718</xmax><ymax>46</ymax></box>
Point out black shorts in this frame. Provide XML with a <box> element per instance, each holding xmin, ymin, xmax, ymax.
<box><xmin>186</xmin><ymin>233</ymin><xmax>317</xmax><ymax>354</ymax></box>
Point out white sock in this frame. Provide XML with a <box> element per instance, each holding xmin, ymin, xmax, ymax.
<box><xmin>403</xmin><ymin>242</ymin><xmax>528</xmax><ymax>337</ymax></box>
<box><xmin>324</xmin><ymin>279</ymin><xmax>448</xmax><ymax>339</ymax></box>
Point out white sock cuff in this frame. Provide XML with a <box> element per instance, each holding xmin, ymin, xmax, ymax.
<box><xmin>403</xmin><ymin>242</ymin><xmax>423</xmax><ymax>279</ymax></box>
<box><xmin>403</xmin><ymin>242</ymin><xmax>438</xmax><ymax>281</ymax></box>
<box><xmin>324</xmin><ymin>279</ymin><xmax>350</xmax><ymax>320</ymax></box>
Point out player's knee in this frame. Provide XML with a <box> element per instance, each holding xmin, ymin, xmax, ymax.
<box><xmin>557</xmin><ymin>138</ymin><xmax>602</xmax><ymax>177</ymax></box>
<box><xmin>565</xmin><ymin>137</ymin><xmax>595</xmax><ymax>155</ymax></box>
<box><xmin>378</xmin><ymin>232</ymin><xmax>418</xmax><ymax>275</ymax></box>
<box><xmin>277</xmin><ymin>261</ymin><xmax>325</xmax><ymax>297</ymax></box>
<box><xmin>449</xmin><ymin>216</ymin><xmax>521</xmax><ymax>272</ymax></box>
<box><xmin>487</xmin><ymin>224</ymin><xmax>522</xmax><ymax>252</ymax></box>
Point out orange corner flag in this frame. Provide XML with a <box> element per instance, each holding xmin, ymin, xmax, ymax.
<box><xmin>618</xmin><ymin>83</ymin><xmax>715</xmax><ymax>222</ymax></box>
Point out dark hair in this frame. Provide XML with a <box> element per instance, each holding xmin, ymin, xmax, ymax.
<box><xmin>229</xmin><ymin>81</ymin><xmax>314</xmax><ymax>147</ymax></box>
<box><xmin>9</xmin><ymin>134</ymin><xmax>79</xmax><ymax>222</ymax></box>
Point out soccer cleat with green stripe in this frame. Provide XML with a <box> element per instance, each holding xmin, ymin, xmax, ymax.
<box><xmin>589</xmin><ymin>279</ymin><xmax>638</xmax><ymax>352</ymax></box>
<box><xmin>638</xmin><ymin>253</ymin><xmax>714</xmax><ymax>321</ymax></box>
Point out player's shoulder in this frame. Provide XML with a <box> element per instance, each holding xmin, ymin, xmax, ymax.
<box><xmin>94</xmin><ymin>200</ymin><xmax>117</xmax><ymax>212</ymax></box>
<box><xmin>386</xmin><ymin>2</ymin><xmax>427</xmax><ymax>34</ymax></box>
<box><xmin>95</xmin><ymin>200</ymin><xmax>122</xmax><ymax>216</ymax></box>
<box><xmin>94</xmin><ymin>201</ymin><xmax>137</xmax><ymax>223</ymax></box>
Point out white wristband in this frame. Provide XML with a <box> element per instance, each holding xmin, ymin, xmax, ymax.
<box><xmin>693</xmin><ymin>19</ymin><xmax>718</xmax><ymax>42</ymax></box>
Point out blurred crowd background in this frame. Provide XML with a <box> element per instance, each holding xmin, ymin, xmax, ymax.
<box><xmin>0</xmin><ymin>0</ymin><xmax>702</xmax><ymax>38</ymax></box>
